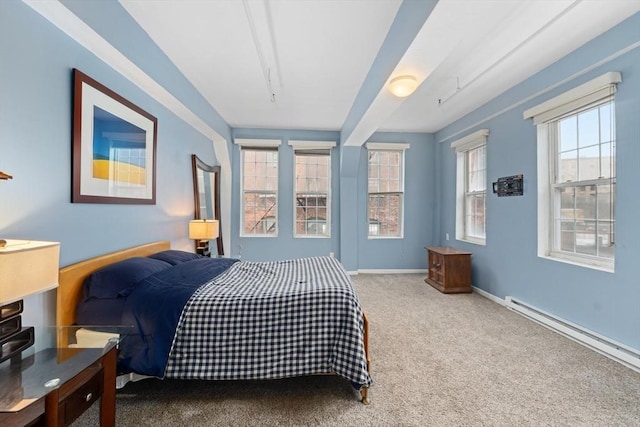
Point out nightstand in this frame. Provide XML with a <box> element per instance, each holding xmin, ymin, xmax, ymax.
<box><xmin>0</xmin><ymin>326</ymin><xmax>128</xmax><ymax>426</ymax></box>
<box><xmin>424</xmin><ymin>246</ymin><xmax>473</xmax><ymax>293</ymax></box>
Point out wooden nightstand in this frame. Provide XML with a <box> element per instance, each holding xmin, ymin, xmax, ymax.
<box><xmin>424</xmin><ymin>246</ymin><xmax>473</xmax><ymax>293</ymax></box>
<box><xmin>0</xmin><ymin>332</ymin><xmax>119</xmax><ymax>426</ymax></box>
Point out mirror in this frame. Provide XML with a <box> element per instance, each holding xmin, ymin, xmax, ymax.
<box><xmin>191</xmin><ymin>154</ymin><xmax>223</xmax><ymax>256</ymax></box>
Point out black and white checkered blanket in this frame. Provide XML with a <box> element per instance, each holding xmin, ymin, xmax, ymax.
<box><xmin>164</xmin><ymin>256</ymin><xmax>372</xmax><ymax>389</ymax></box>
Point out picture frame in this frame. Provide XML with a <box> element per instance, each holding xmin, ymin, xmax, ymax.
<box><xmin>72</xmin><ymin>68</ymin><xmax>157</xmax><ymax>204</ymax></box>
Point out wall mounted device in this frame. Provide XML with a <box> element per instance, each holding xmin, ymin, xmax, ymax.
<box><xmin>493</xmin><ymin>174</ymin><xmax>523</xmax><ymax>197</ymax></box>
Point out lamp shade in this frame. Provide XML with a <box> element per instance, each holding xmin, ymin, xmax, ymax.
<box><xmin>0</xmin><ymin>240</ymin><xmax>60</xmax><ymax>304</ymax></box>
<box><xmin>189</xmin><ymin>220</ymin><xmax>219</xmax><ymax>240</ymax></box>
<box><xmin>388</xmin><ymin>75</ymin><xmax>418</xmax><ymax>98</ymax></box>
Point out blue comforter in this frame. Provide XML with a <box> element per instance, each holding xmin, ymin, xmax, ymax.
<box><xmin>118</xmin><ymin>257</ymin><xmax>238</xmax><ymax>377</ymax></box>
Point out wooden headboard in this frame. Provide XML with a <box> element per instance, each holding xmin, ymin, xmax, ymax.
<box><xmin>57</xmin><ymin>241</ymin><xmax>171</xmax><ymax>329</ymax></box>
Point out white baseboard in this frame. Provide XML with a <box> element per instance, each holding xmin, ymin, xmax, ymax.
<box><xmin>472</xmin><ymin>286</ymin><xmax>505</xmax><ymax>306</ymax></box>
<box><xmin>473</xmin><ymin>288</ymin><xmax>640</xmax><ymax>373</ymax></box>
<box><xmin>505</xmin><ymin>296</ymin><xmax>640</xmax><ymax>373</ymax></box>
<box><xmin>357</xmin><ymin>268</ymin><xmax>427</xmax><ymax>275</ymax></box>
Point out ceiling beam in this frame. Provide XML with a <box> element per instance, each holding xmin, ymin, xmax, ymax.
<box><xmin>340</xmin><ymin>0</ymin><xmax>439</xmax><ymax>147</ymax></box>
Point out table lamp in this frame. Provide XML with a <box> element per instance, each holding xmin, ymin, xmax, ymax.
<box><xmin>0</xmin><ymin>240</ymin><xmax>60</xmax><ymax>364</ymax></box>
<box><xmin>189</xmin><ymin>219</ymin><xmax>218</xmax><ymax>257</ymax></box>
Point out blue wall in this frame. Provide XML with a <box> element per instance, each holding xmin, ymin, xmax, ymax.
<box><xmin>357</xmin><ymin>132</ymin><xmax>435</xmax><ymax>270</ymax></box>
<box><xmin>230</xmin><ymin>129</ymin><xmax>342</xmax><ymax>262</ymax></box>
<box><xmin>229</xmin><ymin>130</ymin><xmax>435</xmax><ymax>270</ymax></box>
<box><xmin>434</xmin><ymin>13</ymin><xmax>640</xmax><ymax>350</ymax></box>
<box><xmin>0</xmin><ymin>0</ymin><xmax>229</xmax><ymax>328</ymax></box>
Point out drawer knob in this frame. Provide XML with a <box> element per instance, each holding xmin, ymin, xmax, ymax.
<box><xmin>85</xmin><ymin>392</ymin><xmax>93</xmax><ymax>402</ymax></box>
<box><xmin>433</xmin><ymin>263</ymin><xmax>440</xmax><ymax>268</ymax></box>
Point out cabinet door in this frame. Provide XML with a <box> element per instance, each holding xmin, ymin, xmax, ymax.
<box><xmin>428</xmin><ymin>251</ymin><xmax>444</xmax><ymax>285</ymax></box>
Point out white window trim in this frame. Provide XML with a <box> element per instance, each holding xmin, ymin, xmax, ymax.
<box><xmin>365</xmin><ymin>142</ymin><xmax>410</xmax><ymax>151</ymax></box>
<box><xmin>288</xmin><ymin>140</ymin><xmax>336</xmax><ymax>150</ymax></box>
<box><xmin>234</xmin><ymin>138</ymin><xmax>282</xmax><ymax>148</ymax></box>
<box><xmin>366</xmin><ymin>143</ymin><xmax>409</xmax><ymax>239</ymax></box>
<box><xmin>451</xmin><ymin>129</ymin><xmax>489</xmax><ymax>246</ymax></box>
<box><xmin>291</xmin><ymin>141</ymin><xmax>334</xmax><ymax>238</ymax></box>
<box><xmin>523</xmin><ymin>72</ymin><xmax>621</xmax><ymax>123</ymax></box>
<box><xmin>237</xmin><ymin>139</ymin><xmax>281</xmax><ymax>238</ymax></box>
<box><xmin>527</xmin><ymin>72</ymin><xmax>620</xmax><ymax>272</ymax></box>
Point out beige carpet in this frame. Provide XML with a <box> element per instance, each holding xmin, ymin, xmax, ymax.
<box><xmin>73</xmin><ymin>274</ymin><xmax>640</xmax><ymax>426</ymax></box>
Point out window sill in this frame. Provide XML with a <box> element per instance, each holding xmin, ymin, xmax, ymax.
<box><xmin>457</xmin><ymin>236</ymin><xmax>486</xmax><ymax>246</ymax></box>
<box><xmin>540</xmin><ymin>252</ymin><xmax>614</xmax><ymax>273</ymax></box>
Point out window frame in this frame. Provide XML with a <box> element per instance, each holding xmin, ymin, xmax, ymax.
<box><xmin>524</xmin><ymin>72</ymin><xmax>620</xmax><ymax>272</ymax></box>
<box><xmin>289</xmin><ymin>140</ymin><xmax>335</xmax><ymax>239</ymax></box>
<box><xmin>235</xmin><ymin>138</ymin><xmax>281</xmax><ymax>238</ymax></box>
<box><xmin>451</xmin><ymin>129</ymin><xmax>489</xmax><ymax>246</ymax></box>
<box><xmin>366</xmin><ymin>142</ymin><xmax>409</xmax><ymax>239</ymax></box>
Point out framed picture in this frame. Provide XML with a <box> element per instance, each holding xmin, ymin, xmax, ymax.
<box><xmin>72</xmin><ymin>69</ymin><xmax>157</xmax><ymax>204</ymax></box>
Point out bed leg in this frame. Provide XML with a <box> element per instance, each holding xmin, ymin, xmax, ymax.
<box><xmin>361</xmin><ymin>312</ymin><xmax>371</xmax><ymax>405</ymax></box>
<box><xmin>360</xmin><ymin>387</ymin><xmax>370</xmax><ymax>405</ymax></box>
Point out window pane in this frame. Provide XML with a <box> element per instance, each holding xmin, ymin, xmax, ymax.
<box><xmin>243</xmin><ymin>193</ymin><xmax>277</xmax><ymax>235</ymax></box>
<box><xmin>368</xmin><ymin>221</ymin><xmax>380</xmax><ymax>236</ymax></box>
<box><xmin>465</xmin><ymin>192</ymin><xmax>485</xmax><ymax>239</ymax></box>
<box><xmin>600</xmin><ymin>103</ymin><xmax>614</xmax><ymax>144</ymax></box>
<box><xmin>597</xmin><ymin>182</ymin><xmax>615</xmax><ymax>259</ymax></box>
<box><xmin>575</xmin><ymin>185</ymin><xmax>596</xmax><ymax>220</ymax></box>
<box><xmin>575</xmin><ymin>220</ymin><xmax>597</xmax><ymax>256</ymax></box>
<box><xmin>560</xmin><ymin>220</ymin><xmax>575</xmax><ymax>252</ymax></box>
<box><xmin>242</xmin><ymin>149</ymin><xmax>278</xmax><ymax>235</ymax></box>
<box><xmin>597</xmin><ymin>183</ymin><xmax>615</xmax><ymax>221</ymax></box>
<box><xmin>600</xmin><ymin>142</ymin><xmax>615</xmax><ymax>179</ymax></box>
<box><xmin>559</xmin><ymin>186</ymin><xmax>576</xmax><ymax>215</ymax></box>
<box><xmin>467</xmin><ymin>146</ymin><xmax>486</xmax><ymax>192</ymax></box>
<box><xmin>368</xmin><ymin>149</ymin><xmax>404</xmax><ymax>237</ymax></box>
<box><xmin>558</xmin><ymin>150</ymin><xmax>577</xmax><ymax>183</ymax></box>
<box><xmin>554</xmin><ymin>182</ymin><xmax>616</xmax><ymax>259</ymax></box>
<box><xmin>559</xmin><ymin>116</ymin><xmax>577</xmax><ymax>152</ymax></box>
<box><xmin>294</xmin><ymin>152</ymin><xmax>330</xmax><ymax>237</ymax></box>
<box><xmin>243</xmin><ymin>150</ymin><xmax>278</xmax><ymax>191</ymax></box>
<box><xmin>368</xmin><ymin>194</ymin><xmax>402</xmax><ymax>236</ymax></box>
<box><xmin>578</xmin><ymin>145</ymin><xmax>600</xmax><ymax>181</ymax></box>
<box><xmin>389</xmin><ymin>166</ymin><xmax>400</xmax><ymax>191</ymax></box>
<box><xmin>462</xmin><ymin>144</ymin><xmax>486</xmax><ymax>240</ymax></box>
<box><xmin>598</xmin><ymin>221</ymin><xmax>615</xmax><ymax>259</ymax></box>
<box><xmin>577</xmin><ymin>108</ymin><xmax>599</xmax><ymax>148</ymax></box>
<box><xmin>558</xmin><ymin>187</ymin><xmax>577</xmax><ymax>252</ymax></box>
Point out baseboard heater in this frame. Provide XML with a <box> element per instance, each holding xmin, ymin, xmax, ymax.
<box><xmin>505</xmin><ymin>296</ymin><xmax>640</xmax><ymax>373</ymax></box>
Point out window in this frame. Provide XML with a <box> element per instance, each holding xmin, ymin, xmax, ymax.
<box><xmin>235</xmin><ymin>139</ymin><xmax>281</xmax><ymax>236</ymax></box>
<box><xmin>451</xmin><ymin>129</ymin><xmax>488</xmax><ymax>245</ymax></box>
<box><xmin>289</xmin><ymin>140</ymin><xmax>335</xmax><ymax>238</ymax></box>
<box><xmin>524</xmin><ymin>72</ymin><xmax>620</xmax><ymax>271</ymax></box>
<box><xmin>366</xmin><ymin>142</ymin><xmax>409</xmax><ymax>238</ymax></box>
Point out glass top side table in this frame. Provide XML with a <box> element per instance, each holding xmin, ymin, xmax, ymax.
<box><xmin>0</xmin><ymin>325</ymin><xmax>131</xmax><ymax>426</ymax></box>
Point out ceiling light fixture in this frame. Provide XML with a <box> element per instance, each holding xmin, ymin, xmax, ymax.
<box><xmin>388</xmin><ymin>75</ymin><xmax>418</xmax><ymax>98</ymax></box>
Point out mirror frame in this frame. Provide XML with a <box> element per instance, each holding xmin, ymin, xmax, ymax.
<box><xmin>191</xmin><ymin>154</ymin><xmax>223</xmax><ymax>256</ymax></box>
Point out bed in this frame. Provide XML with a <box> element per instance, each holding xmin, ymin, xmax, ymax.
<box><xmin>56</xmin><ymin>241</ymin><xmax>371</xmax><ymax>404</ymax></box>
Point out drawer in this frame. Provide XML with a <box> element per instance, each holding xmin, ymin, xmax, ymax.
<box><xmin>58</xmin><ymin>366</ymin><xmax>103</xmax><ymax>426</ymax></box>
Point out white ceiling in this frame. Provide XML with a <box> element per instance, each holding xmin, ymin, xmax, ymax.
<box><xmin>120</xmin><ymin>0</ymin><xmax>640</xmax><ymax>139</ymax></box>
